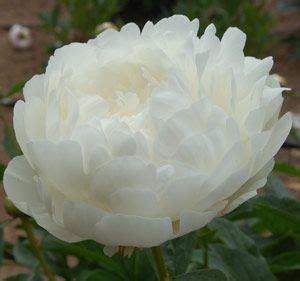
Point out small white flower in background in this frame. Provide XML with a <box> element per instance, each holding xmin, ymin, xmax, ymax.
<box><xmin>4</xmin><ymin>15</ymin><xmax>292</xmax><ymax>256</ymax></box>
<box><xmin>95</xmin><ymin>22</ymin><xmax>118</xmax><ymax>35</ymax></box>
<box><xmin>271</xmin><ymin>73</ymin><xmax>287</xmax><ymax>86</ymax></box>
<box><xmin>8</xmin><ymin>24</ymin><xmax>32</xmax><ymax>49</ymax></box>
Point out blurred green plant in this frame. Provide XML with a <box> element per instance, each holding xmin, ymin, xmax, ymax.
<box><xmin>38</xmin><ymin>0</ymin><xmax>124</xmax><ymax>52</ymax></box>
<box><xmin>39</xmin><ymin>0</ymin><xmax>277</xmax><ymax>57</ymax></box>
<box><xmin>174</xmin><ymin>0</ymin><xmax>277</xmax><ymax>56</ymax></box>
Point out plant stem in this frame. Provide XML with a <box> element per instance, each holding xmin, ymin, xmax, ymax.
<box><xmin>203</xmin><ymin>239</ymin><xmax>208</xmax><ymax>268</ymax></box>
<box><xmin>151</xmin><ymin>246</ymin><xmax>170</xmax><ymax>281</ymax></box>
<box><xmin>21</xmin><ymin>218</ymin><xmax>55</xmax><ymax>281</ymax></box>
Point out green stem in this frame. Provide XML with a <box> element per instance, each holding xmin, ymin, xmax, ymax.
<box><xmin>203</xmin><ymin>239</ymin><xmax>208</xmax><ymax>268</ymax></box>
<box><xmin>21</xmin><ymin>218</ymin><xmax>55</xmax><ymax>281</ymax></box>
<box><xmin>151</xmin><ymin>246</ymin><xmax>170</xmax><ymax>281</ymax></box>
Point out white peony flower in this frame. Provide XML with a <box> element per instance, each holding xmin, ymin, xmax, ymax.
<box><xmin>4</xmin><ymin>15</ymin><xmax>292</xmax><ymax>255</ymax></box>
<box><xmin>8</xmin><ymin>24</ymin><xmax>32</xmax><ymax>49</ymax></box>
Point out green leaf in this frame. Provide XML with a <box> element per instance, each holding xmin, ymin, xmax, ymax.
<box><xmin>76</xmin><ymin>269</ymin><xmax>122</xmax><ymax>281</ymax></box>
<box><xmin>175</xmin><ymin>269</ymin><xmax>227</xmax><ymax>281</ymax></box>
<box><xmin>209</xmin><ymin>218</ymin><xmax>259</xmax><ymax>256</ymax></box>
<box><xmin>6</xmin><ymin>81</ymin><xmax>26</xmax><ymax>97</ymax></box>
<box><xmin>41</xmin><ymin>235</ymin><xmax>126</xmax><ymax>279</ymax></box>
<box><xmin>2</xmin><ymin>127</ymin><xmax>20</xmax><ymax>158</ymax></box>
<box><xmin>124</xmin><ymin>249</ymin><xmax>156</xmax><ymax>281</ymax></box>
<box><xmin>264</xmin><ymin>175</ymin><xmax>294</xmax><ymax>199</ymax></box>
<box><xmin>165</xmin><ymin>232</ymin><xmax>197</xmax><ymax>275</ymax></box>
<box><xmin>269</xmin><ymin>251</ymin><xmax>300</xmax><ymax>273</ymax></box>
<box><xmin>12</xmin><ymin>241</ymin><xmax>39</xmax><ymax>268</ymax></box>
<box><xmin>209</xmin><ymin>245</ymin><xmax>276</xmax><ymax>281</ymax></box>
<box><xmin>5</xmin><ymin>272</ymin><xmax>40</xmax><ymax>281</ymax></box>
<box><xmin>0</xmin><ymin>225</ymin><xmax>4</xmax><ymax>265</ymax></box>
<box><xmin>0</xmin><ymin>163</ymin><xmax>6</xmax><ymax>182</ymax></box>
<box><xmin>274</xmin><ymin>162</ymin><xmax>300</xmax><ymax>177</ymax></box>
<box><xmin>253</xmin><ymin>196</ymin><xmax>300</xmax><ymax>235</ymax></box>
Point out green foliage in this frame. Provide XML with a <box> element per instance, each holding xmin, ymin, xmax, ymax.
<box><xmin>6</xmin><ymin>81</ymin><xmax>26</xmax><ymax>98</ymax></box>
<box><xmin>5</xmin><ymin>272</ymin><xmax>41</xmax><ymax>281</ymax></box>
<box><xmin>38</xmin><ymin>0</ymin><xmax>124</xmax><ymax>49</ymax></box>
<box><xmin>174</xmin><ymin>0</ymin><xmax>276</xmax><ymax>56</ymax></box>
<box><xmin>208</xmin><ymin>245</ymin><xmax>276</xmax><ymax>280</ymax></box>
<box><xmin>13</xmin><ymin>240</ymin><xmax>39</xmax><ymax>269</ymax></box>
<box><xmin>165</xmin><ymin>232</ymin><xmax>197</xmax><ymax>275</ymax></box>
<box><xmin>175</xmin><ymin>269</ymin><xmax>227</xmax><ymax>280</ymax></box>
<box><xmin>274</xmin><ymin>162</ymin><xmax>300</xmax><ymax>177</ymax></box>
<box><xmin>0</xmin><ymin>80</ymin><xmax>25</xmax><ymax>99</ymax></box>
<box><xmin>0</xmin><ymin>163</ymin><xmax>6</xmax><ymax>181</ymax></box>
<box><xmin>38</xmin><ymin>0</ymin><xmax>276</xmax><ymax>57</ymax></box>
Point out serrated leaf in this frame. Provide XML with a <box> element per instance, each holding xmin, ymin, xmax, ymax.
<box><xmin>209</xmin><ymin>245</ymin><xmax>276</xmax><ymax>281</ymax></box>
<box><xmin>175</xmin><ymin>269</ymin><xmax>227</xmax><ymax>281</ymax></box>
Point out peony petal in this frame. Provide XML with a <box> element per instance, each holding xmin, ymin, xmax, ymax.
<box><xmin>13</xmin><ymin>101</ymin><xmax>30</xmax><ymax>162</ymax></box>
<box><xmin>176</xmin><ymin>200</ymin><xmax>227</xmax><ymax>237</ymax></box>
<box><xmin>3</xmin><ymin>156</ymin><xmax>38</xmax><ymax>214</ymax></box>
<box><xmin>63</xmin><ymin>200</ymin><xmax>107</xmax><ymax>239</ymax></box>
<box><xmin>163</xmin><ymin>174</ymin><xmax>207</xmax><ymax>219</ymax></box>
<box><xmin>95</xmin><ymin>214</ymin><xmax>173</xmax><ymax>247</ymax></box>
<box><xmin>32</xmin><ymin>209</ymin><xmax>81</xmax><ymax>242</ymax></box>
<box><xmin>91</xmin><ymin>156</ymin><xmax>156</xmax><ymax>199</ymax></box>
<box><xmin>23</xmin><ymin>74</ymin><xmax>45</xmax><ymax>102</ymax></box>
<box><xmin>27</xmin><ymin>140</ymin><xmax>87</xmax><ymax>198</ymax></box>
<box><xmin>259</xmin><ymin>113</ymin><xmax>292</xmax><ymax>171</ymax></box>
<box><xmin>108</xmin><ymin>188</ymin><xmax>161</xmax><ymax>217</ymax></box>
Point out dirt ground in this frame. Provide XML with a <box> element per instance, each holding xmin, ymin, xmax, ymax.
<box><xmin>0</xmin><ymin>0</ymin><xmax>299</xmax><ymax>279</ymax></box>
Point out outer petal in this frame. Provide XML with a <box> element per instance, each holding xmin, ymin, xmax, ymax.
<box><xmin>94</xmin><ymin>214</ymin><xmax>173</xmax><ymax>247</ymax></box>
<box><xmin>13</xmin><ymin>101</ymin><xmax>30</xmax><ymax>162</ymax></box>
<box><xmin>90</xmin><ymin>156</ymin><xmax>156</xmax><ymax>199</ymax></box>
<box><xmin>3</xmin><ymin>156</ymin><xmax>38</xmax><ymax>214</ymax></box>
<box><xmin>4</xmin><ymin>156</ymin><xmax>81</xmax><ymax>242</ymax></box>
<box><xmin>23</xmin><ymin>74</ymin><xmax>45</xmax><ymax>102</ymax></box>
<box><xmin>27</xmin><ymin>140</ymin><xmax>88</xmax><ymax>198</ymax></box>
<box><xmin>142</xmin><ymin>15</ymin><xmax>199</xmax><ymax>38</ymax></box>
<box><xmin>63</xmin><ymin>200</ymin><xmax>107</xmax><ymax>239</ymax></box>
<box><xmin>176</xmin><ymin>200</ymin><xmax>227</xmax><ymax>237</ymax></box>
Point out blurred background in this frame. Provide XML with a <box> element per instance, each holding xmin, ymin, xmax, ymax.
<box><xmin>0</xmin><ymin>0</ymin><xmax>299</xmax><ymax>278</ymax></box>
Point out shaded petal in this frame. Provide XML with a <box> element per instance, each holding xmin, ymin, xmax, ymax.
<box><xmin>176</xmin><ymin>200</ymin><xmax>227</xmax><ymax>237</ymax></box>
<box><xmin>108</xmin><ymin>188</ymin><xmax>161</xmax><ymax>217</ymax></box>
<box><xmin>23</xmin><ymin>74</ymin><xmax>45</xmax><ymax>102</ymax></box>
<box><xmin>91</xmin><ymin>156</ymin><xmax>156</xmax><ymax>199</ymax></box>
<box><xmin>3</xmin><ymin>156</ymin><xmax>38</xmax><ymax>214</ymax></box>
<box><xmin>27</xmin><ymin>140</ymin><xmax>87</xmax><ymax>198</ymax></box>
<box><xmin>95</xmin><ymin>214</ymin><xmax>173</xmax><ymax>247</ymax></box>
<box><xmin>63</xmin><ymin>200</ymin><xmax>107</xmax><ymax>239</ymax></box>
